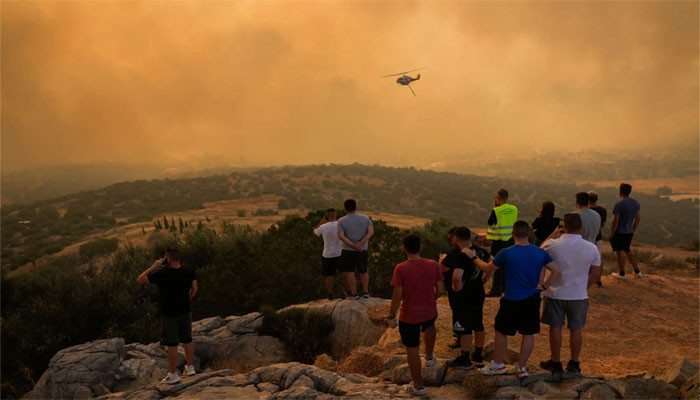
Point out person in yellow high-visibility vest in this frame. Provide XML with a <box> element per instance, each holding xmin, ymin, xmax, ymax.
<box><xmin>486</xmin><ymin>188</ymin><xmax>518</xmax><ymax>297</ymax></box>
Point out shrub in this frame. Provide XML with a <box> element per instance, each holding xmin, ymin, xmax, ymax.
<box><xmin>252</xmin><ymin>208</ymin><xmax>278</xmax><ymax>216</ymax></box>
<box><xmin>79</xmin><ymin>238</ymin><xmax>119</xmax><ymax>261</ymax></box>
<box><xmin>257</xmin><ymin>306</ymin><xmax>334</xmax><ymax>364</ymax></box>
<box><xmin>237</xmin><ymin>210</ymin><xmax>246</xmax><ymax>217</ymax></box>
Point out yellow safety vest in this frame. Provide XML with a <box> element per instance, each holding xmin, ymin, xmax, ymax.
<box><xmin>486</xmin><ymin>204</ymin><xmax>518</xmax><ymax>241</ymax></box>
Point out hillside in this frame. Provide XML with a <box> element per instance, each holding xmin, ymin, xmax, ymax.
<box><xmin>2</xmin><ymin>164</ymin><xmax>698</xmax><ymax>271</ymax></box>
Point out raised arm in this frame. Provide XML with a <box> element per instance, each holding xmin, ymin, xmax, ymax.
<box><xmin>461</xmin><ymin>247</ymin><xmax>497</xmax><ymax>273</ymax></box>
<box><xmin>137</xmin><ymin>259</ymin><xmax>165</xmax><ymax>283</ymax></box>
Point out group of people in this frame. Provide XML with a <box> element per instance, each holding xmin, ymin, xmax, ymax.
<box><xmin>313</xmin><ymin>185</ymin><xmax>641</xmax><ymax>396</ymax></box>
<box><xmin>135</xmin><ymin>183</ymin><xmax>641</xmax><ymax>390</ymax></box>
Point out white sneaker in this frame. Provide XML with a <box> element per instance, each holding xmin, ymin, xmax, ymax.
<box><xmin>425</xmin><ymin>355</ymin><xmax>435</xmax><ymax>367</ymax></box>
<box><xmin>405</xmin><ymin>384</ymin><xmax>427</xmax><ymax>396</ymax></box>
<box><xmin>611</xmin><ymin>272</ymin><xmax>626</xmax><ymax>281</ymax></box>
<box><xmin>481</xmin><ymin>362</ymin><xmax>508</xmax><ymax>375</ymax></box>
<box><xmin>184</xmin><ymin>364</ymin><xmax>196</xmax><ymax>377</ymax></box>
<box><xmin>635</xmin><ymin>272</ymin><xmax>643</xmax><ymax>278</ymax></box>
<box><xmin>161</xmin><ymin>372</ymin><xmax>180</xmax><ymax>384</ymax></box>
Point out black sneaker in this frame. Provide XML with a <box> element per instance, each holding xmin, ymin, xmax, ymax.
<box><xmin>596</xmin><ymin>281</ymin><xmax>603</xmax><ymax>288</ymax></box>
<box><xmin>540</xmin><ymin>359</ymin><xmax>563</xmax><ymax>381</ymax></box>
<box><xmin>362</xmin><ymin>291</ymin><xmax>370</xmax><ymax>298</ymax></box>
<box><xmin>472</xmin><ymin>352</ymin><xmax>484</xmax><ymax>365</ymax></box>
<box><xmin>351</xmin><ymin>293</ymin><xmax>360</xmax><ymax>300</ymax></box>
<box><xmin>448</xmin><ymin>337</ymin><xmax>461</xmax><ymax>349</ymax></box>
<box><xmin>566</xmin><ymin>360</ymin><xmax>581</xmax><ymax>374</ymax></box>
<box><xmin>327</xmin><ymin>294</ymin><xmax>334</xmax><ymax>301</ymax></box>
<box><xmin>450</xmin><ymin>355</ymin><xmax>474</xmax><ymax>370</ymax></box>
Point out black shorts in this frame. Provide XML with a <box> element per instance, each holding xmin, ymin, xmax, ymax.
<box><xmin>399</xmin><ymin>317</ymin><xmax>437</xmax><ymax>348</ymax></box>
<box><xmin>453</xmin><ymin>301</ymin><xmax>485</xmax><ymax>335</ymax></box>
<box><xmin>340</xmin><ymin>250</ymin><xmax>368</xmax><ymax>273</ymax></box>
<box><xmin>494</xmin><ymin>293</ymin><xmax>541</xmax><ymax>336</ymax></box>
<box><xmin>611</xmin><ymin>233</ymin><xmax>634</xmax><ymax>252</ymax></box>
<box><xmin>161</xmin><ymin>313</ymin><xmax>192</xmax><ymax>347</ymax></box>
<box><xmin>322</xmin><ymin>256</ymin><xmax>340</xmax><ymax>276</ymax></box>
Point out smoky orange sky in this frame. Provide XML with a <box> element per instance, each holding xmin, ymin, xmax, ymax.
<box><xmin>2</xmin><ymin>1</ymin><xmax>698</xmax><ymax>171</ymax></box>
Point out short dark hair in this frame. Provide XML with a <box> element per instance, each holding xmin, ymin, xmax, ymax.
<box><xmin>166</xmin><ymin>248</ymin><xmax>182</xmax><ymax>262</ymax></box>
<box><xmin>497</xmin><ymin>188</ymin><xmax>509</xmax><ymax>200</ymax></box>
<box><xmin>587</xmin><ymin>191</ymin><xmax>599</xmax><ymax>203</ymax></box>
<box><xmin>620</xmin><ymin>183</ymin><xmax>632</xmax><ymax>196</ymax></box>
<box><xmin>326</xmin><ymin>208</ymin><xmax>336</xmax><ymax>215</ymax></box>
<box><xmin>403</xmin><ymin>234</ymin><xmax>421</xmax><ymax>254</ymax></box>
<box><xmin>454</xmin><ymin>227</ymin><xmax>471</xmax><ymax>241</ymax></box>
<box><xmin>344</xmin><ymin>199</ymin><xmax>357</xmax><ymax>212</ymax></box>
<box><xmin>513</xmin><ymin>220</ymin><xmax>530</xmax><ymax>239</ymax></box>
<box><xmin>447</xmin><ymin>226</ymin><xmax>458</xmax><ymax>239</ymax></box>
<box><xmin>564</xmin><ymin>213</ymin><xmax>582</xmax><ymax>232</ymax></box>
<box><xmin>540</xmin><ymin>201</ymin><xmax>555</xmax><ymax>219</ymax></box>
<box><xmin>575</xmin><ymin>192</ymin><xmax>589</xmax><ymax>207</ymax></box>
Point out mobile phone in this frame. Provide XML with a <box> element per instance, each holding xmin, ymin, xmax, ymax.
<box><xmin>161</xmin><ymin>257</ymin><xmax>169</xmax><ymax>266</ymax></box>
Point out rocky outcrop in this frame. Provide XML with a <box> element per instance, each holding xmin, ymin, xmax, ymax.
<box><xmin>281</xmin><ymin>297</ymin><xmax>390</xmax><ymax>358</ymax></box>
<box><xmin>96</xmin><ymin>362</ymin><xmax>416</xmax><ymax>399</ymax></box>
<box><xmin>657</xmin><ymin>358</ymin><xmax>700</xmax><ymax>389</ymax></box>
<box><xmin>30</xmin><ymin>338</ymin><xmax>125</xmax><ymax>399</ymax></box>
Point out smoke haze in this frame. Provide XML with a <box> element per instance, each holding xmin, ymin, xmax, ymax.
<box><xmin>2</xmin><ymin>1</ymin><xmax>698</xmax><ymax>171</ymax></box>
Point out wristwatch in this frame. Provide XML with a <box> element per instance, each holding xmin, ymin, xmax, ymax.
<box><xmin>471</xmin><ymin>255</ymin><xmax>478</xmax><ymax>261</ymax></box>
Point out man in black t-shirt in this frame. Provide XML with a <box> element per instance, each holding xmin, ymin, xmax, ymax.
<box><xmin>588</xmin><ymin>192</ymin><xmax>607</xmax><ymax>287</ymax></box>
<box><xmin>449</xmin><ymin>227</ymin><xmax>492</xmax><ymax>369</ymax></box>
<box><xmin>438</xmin><ymin>227</ymin><xmax>461</xmax><ymax>349</ymax></box>
<box><xmin>137</xmin><ymin>248</ymin><xmax>198</xmax><ymax>384</ymax></box>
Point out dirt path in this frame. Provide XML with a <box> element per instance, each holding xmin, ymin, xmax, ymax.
<box><xmin>429</xmin><ymin>274</ymin><xmax>699</xmax><ymax>377</ymax></box>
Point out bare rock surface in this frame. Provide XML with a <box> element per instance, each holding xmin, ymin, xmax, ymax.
<box><xmin>29</xmin><ymin>338</ymin><xmax>125</xmax><ymax>400</ymax></box>
<box><xmin>280</xmin><ymin>297</ymin><xmax>389</xmax><ymax>358</ymax></box>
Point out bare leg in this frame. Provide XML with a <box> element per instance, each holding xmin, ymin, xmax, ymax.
<box><xmin>423</xmin><ymin>325</ymin><xmax>436</xmax><ymax>358</ymax></box>
<box><xmin>615</xmin><ymin>251</ymin><xmax>626</xmax><ymax>273</ymax></box>
<box><xmin>183</xmin><ymin>342</ymin><xmax>194</xmax><ymax>366</ymax></box>
<box><xmin>518</xmin><ymin>335</ymin><xmax>534</xmax><ymax>367</ymax></box>
<box><xmin>460</xmin><ymin>333</ymin><xmax>473</xmax><ymax>352</ymax></box>
<box><xmin>474</xmin><ymin>330</ymin><xmax>485</xmax><ymax>348</ymax></box>
<box><xmin>342</xmin><ymin>272</ymin><xmax>356</xmax><ymax>294</ymax></box>
<box><xmin>167</xmin><ymin>346</ymin><xmax>178</xmax><ymax>373</ymax></box>
<box><xmin>626</xmin><ymin>251</ymin><xmax>639</xmax><ymax>272</ymax></box>
<box><xmin>570</xmin><ymin>329</ymin><xmax>583</xmax><ymax>362</ymax></box>
<box><xmin>406</xmin><ymin>346</ymin><xmax>423</xmax><ymax>388</ymax></box>
<box><xmin>493</xmin><ymin>331</ymin><xmax>507</xmax><ymax>364</ymax></box>
<box><xmin>549</xmin><ymin>326</ymin><xmax>563</xmax><ymax>362</ymax></box>
<box><xmin>325</xmin><ymin>276</ymin><xmax>334</xmax><ymax>295</ymax></box>
<box><xmin>359</xmin><ymin>272</ymin><xmax>369</xmax><ymax>293</ymax></box>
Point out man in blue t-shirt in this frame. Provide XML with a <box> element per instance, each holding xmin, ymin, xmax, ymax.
<box><xmin>463</xmin><ymin>221</ymin><xmax>560</xmax><ymax>379</ymax></box>
<box><xmin>610</xmin><ymin>183</ymin><xmax>642</xmax><ymax>280</ymax></box>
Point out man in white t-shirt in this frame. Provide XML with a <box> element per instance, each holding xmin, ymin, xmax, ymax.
<box><xmin>313</xmin><ymin>208</ymin><xmax>343</xmax><ymax>300</ymax></box>
<box><xmin>539</xmin><ymin>213</ymin><xmax>601</xmax><ymax>380</ymax></box>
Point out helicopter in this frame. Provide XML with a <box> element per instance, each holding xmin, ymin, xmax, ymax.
<box><xmin>381</xmin><ymin>67</ymin><xmax>426</xmax><ymax>96</ymax></box>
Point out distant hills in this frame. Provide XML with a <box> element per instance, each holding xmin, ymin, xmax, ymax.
<box><xmin>1</xmin><ymin>163</ymin><xmax>698</xmax><ymax>271</ymax></box>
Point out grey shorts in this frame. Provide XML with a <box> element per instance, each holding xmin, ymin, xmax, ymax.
<box><xmin>541</xmin><ymin>298</ymin><xmax>588</xmax><ymax>330</ymax></box>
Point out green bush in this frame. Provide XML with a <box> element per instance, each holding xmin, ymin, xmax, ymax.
<box><xmin>78</xmin><ymin>238</ymin><xmax>119</xmax><ymax>261</ymax></box>
<box><xmin>257</xmin><ymin>305</ymin><xmax>334</xmax><ymax>364</ymax></box>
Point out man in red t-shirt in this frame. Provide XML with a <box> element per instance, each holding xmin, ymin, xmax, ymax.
<box><xmin>388</xmin><ymin>234</ymin><xmax>446</xmax><ymax>397</ymax></box>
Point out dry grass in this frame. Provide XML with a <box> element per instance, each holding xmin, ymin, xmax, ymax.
<box><xmin>336</xmin><ymin>346</ymin><xmax>387</xmax><ymax>377</ymax></box>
